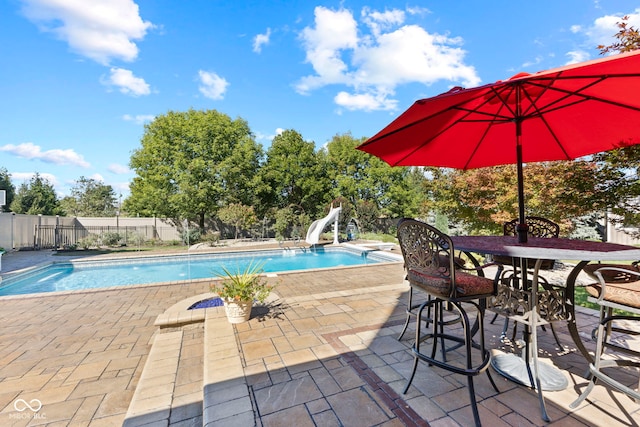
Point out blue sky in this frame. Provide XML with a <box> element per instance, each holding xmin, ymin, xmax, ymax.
<box><xmin>1</xmin><ymin>0</ymin><xmax>639</xmax><ymax>200</ymax></box>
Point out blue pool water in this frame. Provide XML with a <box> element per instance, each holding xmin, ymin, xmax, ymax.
<box><xmin>0</xmin><ymin>247</ymin><xmax>397</xmax><ymax>296</ymax></box>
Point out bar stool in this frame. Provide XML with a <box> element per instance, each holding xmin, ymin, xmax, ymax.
<box><xmin>397</xmin><ymin>219</ymin><xmax>503</xmax><ymax>427</ymax></box>
<box><xmin>570</xmin><ymin>265</ymin><xmax>640</xmax><ymax>409</ymax></box>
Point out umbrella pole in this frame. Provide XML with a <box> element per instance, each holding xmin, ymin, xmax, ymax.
<box><xmin>516</xmin><ymin>121</ymin><xmax>528</xmax><ymax>243</ymax></box>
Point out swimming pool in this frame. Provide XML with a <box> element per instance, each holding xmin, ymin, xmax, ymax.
<box><xmin>0</xmin><ymin>246</ymin><xmax>400</xmax><ymax>296</ymax></box>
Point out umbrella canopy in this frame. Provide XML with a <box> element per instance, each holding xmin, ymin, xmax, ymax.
<box><xmin>357</xmin><ymin>50</ymin><xmax>640</xmax><ymax>242</ymax></box>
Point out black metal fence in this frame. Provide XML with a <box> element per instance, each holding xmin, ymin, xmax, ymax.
<box><xmin>33</xmin><ymin>225</ymin><xmax>165</xmax><ymax>249</ymax></box>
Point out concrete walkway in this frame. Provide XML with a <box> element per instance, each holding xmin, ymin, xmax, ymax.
<box><xmin>1</xmin><ymin>248</ymin><xmax>639</xmax><ymax>426</ymax></box>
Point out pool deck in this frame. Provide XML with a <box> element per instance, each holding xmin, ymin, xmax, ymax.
<box><xmin>1</xmin><ymin>243</ymin><xmax>640</xmax><ymax>426</ymax></box>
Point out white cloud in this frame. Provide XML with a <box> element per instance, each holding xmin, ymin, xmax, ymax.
<box><xmin>361</xmin><ymin>7</ymin><xmax>405</xmax><ymax>38</ymax></box>
<box><xmin>108</xmin><ymin>163</ymin><xmax>131</xmax><ymax>174</ymax></box>
<box><xmin>521</xmin><ymin>55</ymin><xmax>543</xmax><ymax>68</ymax></box>
<box><xmin>198</xmin><ymin>70</ymin><xmax>229</xmax><ymax>100</ymax></box>
<box><xmin>335</xmin><ymin>91</ymin><xmax>397</xmax><ymax>112</ymax></box>
<box><xmin>296</xmin><ymin>6</ymin><xmax>479</xmax><ymax>112</ymax></box>
<box><xmin>112</xmin><ymin>181</ymin><xmax>131</xmax><ymax>195</ymax></box>
<box><xmin>297</xmin><ymin>7</ymin><xmax>359</xmax><ymax>93</ymax></box>
<box><xmin>104</xmin><ymin>67</ymin><xmax>150</xmax><ymax>96</ymax></box>
<box><xmin>123</xmin><ymin>114</ymin><xmax>155</xmax><ymax>124</ymax></box>
<box><xmin>565</xmin><ymin>50</ymin><xmax>590</xmax><ymax>64</ymax></box>
<box><xmin>1</xmin><ymin>142</ymin><xmax>90</xmax><ymax>168</ymax></box>
<box><xmin>90</xmin><ymin>173</ymin><xmax>105</xmax><ymax>182</ymax></box>
<box><xmin>253</xmin><ymin>28</ymin><xmax>271</xmax><ymax>53</ymax></box>
<box><xmin>10</xmin><ymin>171</ymin><xmax>59</xmax><ymax>188</ymax></box>
<box><xmin>20</xmin><ymin>0</ymin><xmax>153</xmax><ymax>65</ymax></box>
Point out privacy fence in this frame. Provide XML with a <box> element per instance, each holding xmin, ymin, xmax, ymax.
<box><xmin>0</xmin><ymin>214</ymin><xmax>182</xmax><ymax>251</ymax></box>
<box><xmin>0</xmin><ymin>212</ymin><xmax>638</xmax><ymax>252</ymax></box>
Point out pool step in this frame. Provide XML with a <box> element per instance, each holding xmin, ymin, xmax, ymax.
<box><xmin>125</xmin><ymin>294</ymin><xmax>253</xmax><ymax>426</ymax></box>
<box><xmin>203</xmin><ymin>314</ymin><xmax>254</xmax><ymax>426</ymax></box>
<box><xmin>123</xmin><ymin>330</ymin><xmax>183</xmax><ymax>426</ymax></box>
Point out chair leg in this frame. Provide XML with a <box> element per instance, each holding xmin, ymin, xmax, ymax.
<box><xmin>549</xmin><ymin>323</ymin><xmax>562</xmax><ymax>348</ymax></box>
<box><xmin>460</xmin><ymin>301</ymin><xmax>490</xmax><ymax>427</ymax></box>
<box><xmin>570</xmin><ymin>314</ymin><xmax>608</xmax><ymax>408</ymax></box>
<box><xmin>403</xmin><ymin>300</ymin><xmax>430</xmax><ymax>394</ymax></box>
<box><xmin>571</xmin><ymin>311</ymin><xmax>640</xmax><ymax>409</ymax></box>
<box><xmin>398</xmin><ymin>287</ymin><xmax>413</xmax><ymax>340</ymax></box>
<box><xmin>403</xmin><ymin>298</ymin><xmax>495</xmax><ymax>427</ymax></box>
<box><xmin>489</xmin><ymin>311</ymin><xmax>500</xmax><ymax>325</ymax></box>
<box><xmin>399</xmin><ymin>287</ymin><xmax>435</xmax><ymax>341</ymax></box>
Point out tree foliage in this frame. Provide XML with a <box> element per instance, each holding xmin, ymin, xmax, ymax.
<box><xmin>59</xmin><ymin>177</ymin><xmax>117</xmax><ymax>217</ymax></box>
<box><xmin>592</xmin><ymin>16</ymin><xmax>640</xmax><ymax>233</ymax></box>
<box><xmin>10</xmin><ymin>173</ymin><xmax>62</xmax><ymax>215</ymax></box>
<box><xmin>427</xmin><ymin>162</ymin><xmax>602</xmax><ymax>235</ymax></box>
<box><xmin>325</xmin><ymin>133</ymin><xmax>424</xmax><ymax>218</ymax></box>
<box><xmin>125</xmin><ymin>109</ymin><xmax>263</xmax><ymax>230</ymax></box>
<box><xmin>218</xmin><ymin>203</ymin><xmax>258</xmax><ymax>239</ymax></box>
<box><xmin>259</xmin><ymin>129</ymin><xmax>331</xmax><ymax>218</ymax></box>
<box><xmin>598</xmin><ymin>16</ymin><xmax>640</xmax><ymax>54</ymax></box>
<box><xmin>0</xmin><ymin>167</ymin><xmax>15</xmax><ymax>212</ymax></box>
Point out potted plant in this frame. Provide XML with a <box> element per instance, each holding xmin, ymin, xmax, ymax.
<box><xmin>211</xmin><ymin>261</ymin><xmax>274</xmax><ymax>323</ymax></box>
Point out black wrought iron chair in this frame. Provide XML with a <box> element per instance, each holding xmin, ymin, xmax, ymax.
<box><xmin>570</xmin><ymin>266</ymin><xmax>640</xmax><ymax>409</ymax></box>
<box><xmin>397</xmin><ymin>219</ymin><xmax>503</xmax><ymax>427</ymax></box>
<box><xmin>494</xmin><ymin>216</ymin><xmax>560</xmax><ymax>270</ymax></box>
<box><xmin>491</xmin><ymin>216</ymin><xmax>562</xmax><ymax>346</ymax></box>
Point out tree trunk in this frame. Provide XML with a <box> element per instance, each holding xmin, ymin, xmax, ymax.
<box><xmin>199</xmin><ymin>212</ymin><xmax>205</xmax><ymax>232</ymax></box>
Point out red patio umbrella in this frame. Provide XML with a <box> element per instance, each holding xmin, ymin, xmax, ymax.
<box><xmin>357</xmin><ymin>50</ymin><xmax>640</xmax><ymax>242</ymax></box>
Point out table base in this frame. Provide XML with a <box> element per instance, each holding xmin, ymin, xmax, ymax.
<box><xmin>491</xmin><ymin>352</ymin><xmax>568</xmax><ymax>391</ymax></box>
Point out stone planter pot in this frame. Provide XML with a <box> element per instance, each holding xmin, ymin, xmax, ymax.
<box><xmin>223</xmin><ymin>300</ymin><xmax>253</xmax><ymax>323</ymax></box>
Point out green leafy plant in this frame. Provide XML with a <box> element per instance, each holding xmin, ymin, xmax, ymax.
<box><xmin>101</xmin><ymin>231</ymin><xmax>122</xmax><ymax>247</ymax></box>
<box><xmin>211</xmin><ymin>261</ymin><xmax>274</xmax><ymax>303</ymax></box>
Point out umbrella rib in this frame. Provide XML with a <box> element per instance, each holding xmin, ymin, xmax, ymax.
<box><xmin>396</xmin><ymin>90</ymin><xmax>508</xmax><ymax>166</ymax></box>
<box><xmin>522</xmin><ymin>76</ymin><xmax>640</xmax><ymax>116</ymax></box>
<box><xmin>360</xmin><ymin>86</ymin><xmax>503</xmax><ymax>148</ymax></box>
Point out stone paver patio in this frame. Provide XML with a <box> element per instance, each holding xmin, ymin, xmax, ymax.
<box><xmin>1</xmin><ymin>245</ymin><xmax>640</xmax><ymax>426</ymax></box>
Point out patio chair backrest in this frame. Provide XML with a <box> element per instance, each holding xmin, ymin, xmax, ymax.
<box><xmin>396</xmin><ymin>218</ymin><xmax>457</xmax><ymax>297</ymax></box>
<box><xmin>503</xmin><ymin>216</ymin><xmax>559</xmax><ymax>238</ymax></box>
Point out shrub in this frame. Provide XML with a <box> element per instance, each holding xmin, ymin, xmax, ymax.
<box><xmin>101</xmin><ymin>232</ymin><xmax>122</xmax><ymax>247</ymax></box>
<box><xmin>130</xmin><ymin>233</ymin><xmax>147</xmax><ymax>247</ymax></box>
<box><xmin>182</xmin><ymin>228</ymin><xmax>201</xmax><ymax>245</ymax></box>
<box><xmin>203</xmin><ymin>231</ymin><xmax>221</xmax><ymax>245</ymax></box>
<box><xmin>78</xmin><ymin>234</ymin><xmax>99</xmax><ymax>250</ymax></box>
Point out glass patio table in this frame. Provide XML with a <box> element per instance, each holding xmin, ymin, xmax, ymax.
<box><xmin>450</xmin><ymin>235</ymin><xmax>640</xmax><ymax>422</ymax></box>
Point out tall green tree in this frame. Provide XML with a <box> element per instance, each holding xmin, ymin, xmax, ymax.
<box><xmin>259</xmin><ymin>129</ymin><xmax>331</xmax><ymax>218</ymax></box>
<box><xmin>60</xmin><ymin>177</ymin><xmax>117</xmax><ymax>217</ymax></box>
<box><xmin>326</xmin><ymin>133</ymin><xmax>424</xmax><ymax>218</ymax></box>
<box><xmin>0</xmin><ymin>167</ymin><xmax>15</xmax><ymax>212</ymax></box>
<box><xmin>125</xmin><ymin>109</ymin><xmax>263</xmax><ymax>230</ymax></box>
<box><xmin>10</xmin><ymin>173</ymin><xmax>62</xmax><ymax>215</ymax></box>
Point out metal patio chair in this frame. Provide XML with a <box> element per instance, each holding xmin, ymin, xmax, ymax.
<box><xmin>491</xmin><ymin>216</ymin><xmax>563</xmax><ymax>346</ymax></box>
<box><xmin>570</xmin><ymin>265</ymin><xmax>640</xmax><ymax>409</ymax></box>
<box><xmin>396</xmin><ymin>219</ymin><xmax>503</xmax><ymax>427</ymax></box>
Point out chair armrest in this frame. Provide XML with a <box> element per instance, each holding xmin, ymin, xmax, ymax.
<box><xmin>460</xmin><ymin>262</ymin><xmax>504</xmax><ymax>281</ymax></box>
<box><xmin>593</xmin><ymin>267</ymin><xmax>640</xmax><ymax>304</ymax></box>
